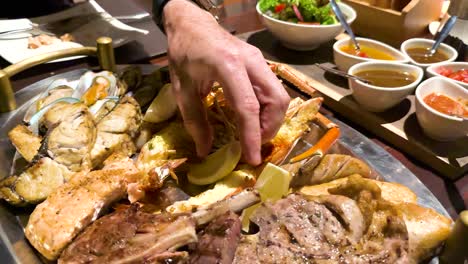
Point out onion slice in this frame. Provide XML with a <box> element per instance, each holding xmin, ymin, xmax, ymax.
<box><xmin>292</xmin><ymin>5</ymin><xmax>304</xmax><ymax>22</ymax></box>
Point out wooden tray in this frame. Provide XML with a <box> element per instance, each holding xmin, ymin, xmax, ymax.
<box><xmin>239</xmin><ymin>30</ymin><xmax>467</xmax><ymax>180</ymax></box>
<box><xmin>342</xmin><ymin>0</ymin><xmax>443</xmax><ymax>47</ymax></box>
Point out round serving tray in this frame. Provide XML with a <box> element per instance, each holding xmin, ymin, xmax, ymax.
<box><xmin>0</xmin><ymin>65</ymin><xmax>449</xmax><ymax>263</ymax></box>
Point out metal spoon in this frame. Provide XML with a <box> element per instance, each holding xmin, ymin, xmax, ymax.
<box><xmin>329</xmin><ymin>0</ymin><xmax>360</xmax><ymax>52</ymax></box>
<box><xmin>315</xmin><ymin>63</ymin><xmax>372</xmax><ymax>84</ymax></box>
<box><xmin>427</xmin><ymin>15</ymin><xmax>457</xmax><ymax>56</ymax></box>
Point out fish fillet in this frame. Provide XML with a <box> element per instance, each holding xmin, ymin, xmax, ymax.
<box><xmin>25</xmin><ymin>156</ymin><xmax>142</xmax><ymax>260</ymax></box>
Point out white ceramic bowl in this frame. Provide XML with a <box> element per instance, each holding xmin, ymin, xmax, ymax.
<box><xmin>415</xmin><ymin>77</ymin><xmax>468</xmax><ymax>141</ymax></box>
<box><xmin>256</xmin><ymin>2</ymin><xmax>356</xmax><ymax>51</ymax></box>
<box><xmin>333</xmin><ymin>37</ymin><xmax>409</xmax><ymax>71</ymax></box>
<box><xmin>401</xmin><ymin>38</ymin><xmax>458</xmax><ymax>69</ymax></box>
<box><xmin>426</xmin><ymin>62</ymin><xmax>468</xmax><ymax>89</ymax></box>
<box><xmin>348</xmin><ymin>61</ymin><xmax>424</xmax><ymax>112</ymax></box>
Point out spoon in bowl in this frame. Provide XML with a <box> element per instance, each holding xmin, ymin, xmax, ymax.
<box><xmin>315</xmin><ymin>63</ymin><xmax>372</xmax><ymax>84</ymax></box>
<box><xmin>426</xmin><ymin>15</ymin><xmax>457</xmax><ymax>57</ymax></box>
<box><xmin>329</xmin><ymin>0</ymin><xmax>362</xmax><ymax>54</ymax></box>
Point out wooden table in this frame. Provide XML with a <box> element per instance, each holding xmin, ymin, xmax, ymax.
<box><xmin>3</xmin><ymin>0</ymin><xmax>466</xmax><ymax>219</ymax></box>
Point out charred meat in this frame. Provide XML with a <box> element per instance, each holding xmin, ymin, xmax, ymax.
<box><xmin>59</xmin><ymin>189</ymin><xmax>259</xmax><ymax>263</ymax></box>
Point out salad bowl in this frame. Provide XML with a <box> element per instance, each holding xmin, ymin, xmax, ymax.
<box><xmin>256</xmin><ymin>1</ymin><xmax>356</xmax><ymax>51</ymax></box>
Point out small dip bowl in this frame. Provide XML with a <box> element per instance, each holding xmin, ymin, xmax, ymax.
<box><xmin>415</xmin><ymin>77</ymin><xmax>468</xmax><ymax>141</ymax></box>
<box><xmin>401</xmin><ymin>38</ymin><xmax>458</xmax><ymax>69</ymax></box>
<box><xmin>348</xmin><ymin>61</ymin><xmax>423</xmax><ymax>112</ymax></box>
<box><xmin>333</xmin><ymin>37</ymin><xmax>409</xmax><ymax>72</ymax></box>
<box><xmin>426</xmin><ymin>62</ymin><xmax>468</xmax><ymax>89</ymax></box>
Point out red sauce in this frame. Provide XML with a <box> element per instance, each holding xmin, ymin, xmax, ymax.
<box><xmin>436</xmin><ymin>67</ymin><xmax>468</xmax><ymax>84</ymax></box>
<box><xmin>423</xmin><ymin>93</ymin><xmax>468</xmax><ymax>118</ymax></box>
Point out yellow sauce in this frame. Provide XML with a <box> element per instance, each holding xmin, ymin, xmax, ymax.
<box><xmin>340</xmin><ymin>44</ymin><xmax>395</xmax><ymax>60</ymax></box>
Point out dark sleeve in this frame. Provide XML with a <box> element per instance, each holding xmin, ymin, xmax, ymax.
<box><xmin>152</xmin><ymin>0</ymin><xmax>173</xmax><ymax>33</ymax></box>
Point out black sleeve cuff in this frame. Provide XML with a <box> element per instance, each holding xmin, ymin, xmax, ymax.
<box><xmin>152</xmin><ymin>0</ymin><xmax>172</xmax><ymax>33</ymax></box>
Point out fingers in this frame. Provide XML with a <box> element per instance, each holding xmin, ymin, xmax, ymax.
<box><xmin>243</xmin><ymin>47</ymin><xmax>290</xmax><ymax>143</ymax></box>
<box><xmin>170</xmin><ymin>67</ymin><xmax>213</xmax><ymax>157</ymax></box>
<box><xmin>216</xmin><ymin>55</ymin><xmax>262</xmax><ymax>166</ymax></box>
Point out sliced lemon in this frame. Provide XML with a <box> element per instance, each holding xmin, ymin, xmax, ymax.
<box><xmin>241</xmin><ymin>162</ymin><xmax>292</xmax><ymax>231</ymax></box>
<box><xmin>143</xmin><ymin>83</ymin><xmax>178</xmax><ymax>123</ymax></box>
<box><xmin>187</xmin><ymin>141</ymin><xmax>242</xmax><ymax>185</ymax></box>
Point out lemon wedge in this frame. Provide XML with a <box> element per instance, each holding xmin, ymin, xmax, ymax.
<box><xmin>241</xmin><ymin>162</ymin><xmax>292</xmax><ymax>231</ymax></box>
<box><xmin>143</xmin><ymin>83</ymin><xmax>178</xmax><ymax>123</ymax></box>
<box><xmin>187</xmin><ymin>141</ymin><xmax>242</xmax><ymax>185</ymax></box>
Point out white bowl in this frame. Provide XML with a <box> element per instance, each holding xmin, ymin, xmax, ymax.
<box><xmin>348</xmin><ymin>61</ymin><xmax>424</xmax><ymax>112</ymax></box>
<box><xmin>426</xmin><ymin>62</ymin><xmax>468</xmax><ymax>89</ymax></box>
<box><xmin>415</xmin><ymin>77</ymin><xmax>468</xmax><ymax>141</ymax></box>
<box><xmin>333</xmin><ymin>37</ymin><xmax>409</xmax><ymax>71</ymax></box>
<box><xmin>256</xmin><ymin>2</ymin><xmax>356</xmax><ymax>51</ymax></box>
<box><xmin>401</xmin><ymin>38</ymin><xmax>458</xmax><ymax>69</ymax></box>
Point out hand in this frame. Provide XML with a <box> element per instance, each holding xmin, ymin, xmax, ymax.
<box><xmin>163</xmin><ymin>0</ymin><xmax>290</xmax><ymax>165</ymax></box>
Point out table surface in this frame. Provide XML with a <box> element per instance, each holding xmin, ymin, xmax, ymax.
<box><xmin>2</xmin><ymin>0</ymin><xmax>466</xmax><ymax>219</ymax></box>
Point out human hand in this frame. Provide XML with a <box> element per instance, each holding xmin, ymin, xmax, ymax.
<box><xmin>163</xmin><ymin>0</ymin><xmax>290</xmax><ymax>165</ymax></box>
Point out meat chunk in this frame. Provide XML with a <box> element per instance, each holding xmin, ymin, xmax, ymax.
<box><xmin>8</xmin><ymin>125</ymin><xmax>42</xmax><ymax>162</ymax></box>
<box><xmin>189</xmin><ymin>211</ymin><xmax>241</xmax><ymax>264</ymax></box>
<box><xmin>59</xmin><ymin>205</ymin><xmax>196</xmax><ymax>264</ymax></box>
<box><xmin>59</xmin><ymin>190</ymin><xmax>259</xmax><ymax>263</ymax></box>
<box><xmin>90</xmin><ymin>96</ymin><xmax>142</xmax><ymax>168</ymax></box>
<box><xmin>234</xmin><ymin>192</ymin><xmax>410</xmax><ymax>263</ymax></box>
<box><xmin>25</xmin><ymin>156</ymin><xmax>142</xmax><ymax>260</ymax></box>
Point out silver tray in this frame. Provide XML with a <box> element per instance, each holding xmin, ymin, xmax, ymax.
<box><xmin>0</xmin><ymin>65</ymin><xmax>450</xmax><ymax>263</ymax></box>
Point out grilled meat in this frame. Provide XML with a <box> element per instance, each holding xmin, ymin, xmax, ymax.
<box><xmin>90</xmin><ymin>96</ymin><xmax>142</xmax><ymax>168</ymax></box>
<box><xmin>25</xmin><ymin>156</ymin><xmax>142</xmax><ymax>260</ymax></box>
<box><xmin>8</xmin><ymin>124</ymin><xmax>42</xmax><ymax>162</ymax></box>
<box><xmin>0</xmin><ymin>157</ymin><xmax>72</xmax><ymax>205</ymax></box>
<box><xmin>189</xmin><ymin>211</ymin><xmax>241</xmax><ymax>264</ymax></box>
<box><xmin>39</xmin><ymin>102</ymin><xmax>96</xmax><ymax>172</ymax></box>
<box><xmin>59</xmin><ymin>189</ymin><xmax>259</xmax><ymax>263</ymax></box>
<box><xmin>59</xmin><ymin>205</ymin><xmax>197</xmax><ymax>264</ymax></box>
<box><xmin>234</xmin><ymin>190</ymin><xmax>411</xmax><ymax>263</ymax></box>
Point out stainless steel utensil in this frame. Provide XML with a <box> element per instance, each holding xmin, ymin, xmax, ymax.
<box><xmin>428</xmin><ymin>15</ymin><xmax>458</xmax><ymax>56</ymax></box>
<box><xmin>329</xmin><ymin>0</ymin><xmax>360</xmax><ymax>52</ymax></box>
<box><xmin>0</xmin><ymin>13</ymin><xmax>151</xmax><ymax>39</ymax></box>
<box><xmin>315</xmin><ymin>63</ymin><xmax>371</xmax><ymax>84</ymax></box>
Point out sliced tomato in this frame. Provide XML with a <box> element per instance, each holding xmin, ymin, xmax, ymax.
<box><xmin>437</xmin><ymin>67</ymin><xmax>452</xmax><ymax>77</ymax></box>
<box><xmin>274</xmin><ymin>3</ymin><xmax>286</xmax><ymax>13</ymax></box>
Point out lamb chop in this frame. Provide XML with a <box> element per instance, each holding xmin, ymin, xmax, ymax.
<box><xmin>59</xmin><ymin>189</ymin><xmax>259</xmax><ymax>264</ymax></box>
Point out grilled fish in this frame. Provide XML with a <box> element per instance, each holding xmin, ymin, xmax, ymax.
<box><xmin>25</xmin><ymin>155</ymin><xmax>142</xmax><ymax>260</ymax></box>
<box><xmin>8</xmin><ymin>125</ymin><xmax>42</xmax><ymax>162</ymax></box>
<box><xmin>90</xmin><ymin>96</ymin><xmax>143</xmax><ymax>168</ymax></box>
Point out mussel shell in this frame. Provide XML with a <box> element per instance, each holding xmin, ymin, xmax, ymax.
<box><xmin>23</xmin><ymin>79</ymin><xmax>74</xmax><ymax>124</ymax></box>
<box><xmin>89</xmin><ymin>96</ymin><xmax>119</xmax><ymax>122</ymax></box>
<box><xmin>119</xmin><ymin>66</ymin><xmax>142</xmax><ymax>92</ymax></box>
<box><xmin>29</xmin><ymin>97</ymin><xmax>80</xmax><ymax>135</ymax></box>
<box><xmin>72</xmin><ymin>71</ymin><xmax>118</xmax><ymax>99</ymax></box>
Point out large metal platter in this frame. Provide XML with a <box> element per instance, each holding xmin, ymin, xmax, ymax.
<box><xmin>0</xmin><ymin>65</ymin><xmax>450</xmax><ymax>263</ymax></box>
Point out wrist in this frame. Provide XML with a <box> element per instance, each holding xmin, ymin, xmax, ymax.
<box><xmin>163</xmin><ymin>0</ymin><xmax>216</xmax><ymax>35</ymax></box>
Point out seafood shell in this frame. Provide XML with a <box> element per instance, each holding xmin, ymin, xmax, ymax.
<box><xmin>28</xmin><ymin>97</ymin><xmax>80</xmax><ymax>135</ymax></box>
<box><xmin>72</xmin><ymin>71</ymin><xmax>118</xmax><ymax>104</ymax></box>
